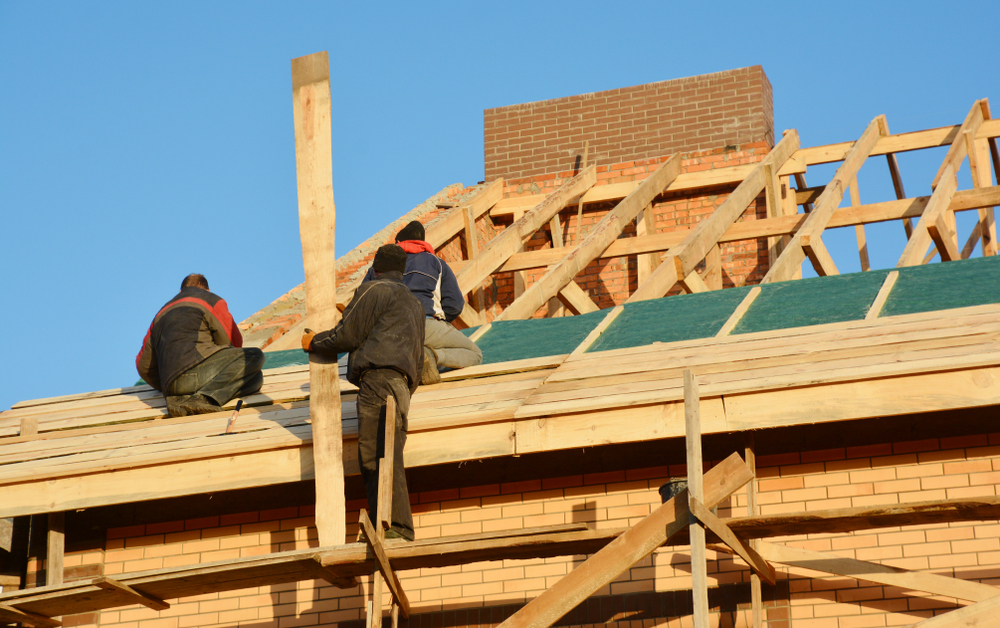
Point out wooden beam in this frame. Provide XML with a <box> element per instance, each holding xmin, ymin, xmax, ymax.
<box><xmin>800</xmin><ymin>234</ymin><xmax>839</xmax><ymax>276</ymax></box>
<box><xmin>463</xmin><ymin>205</ymin><xmax>485</xmax><ymax>313</ymax></box>
<box><xmin>716</xmin><ymin>287</ymin><xmax>761</xmax><ymax>337</ymax></box>
<box><xmin>46</xmin><ymin>512</ymin><xmax>64</xmax><ymax>587</ymax></box>
<box><xmin>684</xmin><ymin>369</ymin><xmax>709</xmax><ymax>628</ymax></box>
<box><xmin>929</xmin><ymin>212</ymin><xmax>961</xmax><ymax>261</ymax></box>
<box><xmin>292</xmin><ymin>51</ymin><xmax>345</xmax><ymax>547</ymax></box>
<box><xmin>755</xmin><ymin>542</ymin><xmax>998</xmax><ymax>604</ymax></box>
<box><xmin>689</xmin><ymin>497</ymin><xmax>776</xmax><ymax>586</ymax></box>
<box><xmin>467</xmin><ymin>323</ymin><xmax>491</xmax><ymax>343</ymax></box>
<box><xmin>629</xmin><ymin>131</ymin><xmax>800</xmax><ymax>302</ymax></box>
<box><xmin>886</xmin><ymin>151</ymin><xmax>913</xmax><ymax>238</ymax></box>
<box><xmin>570</xmin><ymin>305</ymin><xmax>623</xmax><ymax>356</ymax></box>
<box><xmin>359</xmin><ymin>510</ymin><xmax>411</xmax><ymax>618</ymax></box>
<box><xmin>636</xmin><ymin>203</ymin><xmax>659</xmax><ymax>285</ymax></box>
<box><xmin>745</xmin><ymin>435</ymin><xmax>762</xmax><ymax>628</ymax></box>
<box><xmin>456</xmin><ymin>166</ymin><xmax>597</xmax><ymax>296</ymax></box>
<box><xmin>967</xmin><ymin>101</ymin><xmax>997</xmax><ymax>256</ymax></box>
<box><xmin>934</xmin><ymin>100</ymin><xmax>986</xmax><ymax>189</ymax></box>
<box><xmin>764</xmin><ymin>117</ymin><xmax>884</xmax><ymax>282</ymax></box>
<box><xmin>898</xmin><ymin>164</ymin><xmax>960</xmax><ymax>267</ymax></box>
<box><xmin>556</xmin><ymin>281</ymin><xmax>600</xmax><ymax>315</ymax></box>
<box><xmin>679</xmin><ymin>266</ymin><xmax>712</xmax><ymax>294</ymax></box>
<box><xmin>849</xmin><ymin>177</ymin><xmax>870</xmax><ymax>271</ymax></box>
<box><xmin>574</xmin><ymin>141</ymin><xmax>590</xmax><ymax>242</ymax></box>
<box><xmin>865</xmin><ymin>271</ymin><xmax>898</xmax><ymax>320</ymax></box>
<box><xmin>93</xmin><ymin>577</ymin><xmax>169</xmax><ymax>611</ymax></box>
<box><xmin>377</xmin><ymin>396</ymin><xmax>396</xmax><ymax>531</ymax></box>
<box><xmin>908</xmin><ymin>594</ymin><xmax>1000</xmax><ymax>627</ymax></box>
<box><xmin>499</xmin><ymin>155</ymin><xmax>682</xmax><ymax>320</ymax></box>
<box><xmin>0</xmin><ymin>604</ymin><xmax>61</xmax><ymax>628</ymax></box>
<box><xmin>494</xmin><ymin>452</ymin><xmax>753</xmax><ymax>628</ymax></box>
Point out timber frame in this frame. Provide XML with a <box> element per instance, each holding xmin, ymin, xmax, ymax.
<box><xmin>2</xmin><ymin>67</ymin><xmax>1000</xmax><ymax>628</ymax></box>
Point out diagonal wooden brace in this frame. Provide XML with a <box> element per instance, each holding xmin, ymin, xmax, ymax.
<box><xmin>0</xmin><ymin>603</ymin><xmax>61</xmax><ymax>628</ymax></box>
<box><xmin>688</xmin><ymin>498</ymin><xmax>776</xmax><ymax>586</ymax></box>
<box><xmin>360</xmin><ymin>509</ymin><xmax>411</xmax><ymax>618</ymax></box>
<box><xmin>93</xmin><ymin>576</ymin><xmax>170</xmax><ymax>611</ymax></box>
<box><xmin>495</xmin><ymin>452</ymin><xmax>753</xmax><ymax>628</ymax></box>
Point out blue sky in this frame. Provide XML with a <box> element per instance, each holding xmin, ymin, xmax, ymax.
<box><xmin>1</xmin><ymin>1</ymin><xmax>997</xmax><ymax>410</ymax></box>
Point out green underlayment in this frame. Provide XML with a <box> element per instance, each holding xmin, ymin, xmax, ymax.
<box><xmin>197</xmin><ymin>255</ymin><xmax>1000</xmax><ymax>381</ymax></box>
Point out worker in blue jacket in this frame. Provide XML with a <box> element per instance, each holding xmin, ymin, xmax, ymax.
<box><xmin>362</xmin><ymin>220</ymin><xmax>483</xmax><ymax>384</ymax></box>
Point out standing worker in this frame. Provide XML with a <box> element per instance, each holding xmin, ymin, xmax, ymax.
<box><xmin>136</xmin><ymin>274</ymin><xmax>265</xmax><ymax>418</ymax></box>
<box><xmin>302</xmin><ymin>244</ymin><xmax>423</xmax><ymax>541</ymax></box>
<box><xmin>363</xmin><ymin>220</ymin><xmax>483</xmax><ymax>384</ymax></box>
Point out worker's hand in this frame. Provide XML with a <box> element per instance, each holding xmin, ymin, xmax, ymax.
<box><xmin>301</xmin><ymin>329</ymin><xmax>316</xmax><ymax>352</ymax></box>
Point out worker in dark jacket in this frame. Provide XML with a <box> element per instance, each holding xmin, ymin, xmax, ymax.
<box><xmin>362</xmin><ymin>220</ymin><xmax>483</xmax><ymax>384</ymax></box>
<box><xmin>302</xmin><ymin>244</ymin><xmax>424</xmax><ymax>541</ymax></box>
<box><xmin>136</xmin><ymin>274</ymin><xmax>265</xmax><ymax>418</ymax></box>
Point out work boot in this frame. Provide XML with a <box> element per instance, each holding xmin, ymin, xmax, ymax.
<box><xmin>421</xmin><ymin>347</ymin><xmax>441</xmax><ymax>385</ymax></box>
<box><xmin>178</xmin><ymin>394</ymin><xmax>222</xmax><ymax>416</ymax></box>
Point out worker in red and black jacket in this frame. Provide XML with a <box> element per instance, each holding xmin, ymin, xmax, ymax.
<box><xmin>136</xmin><ymin>274</ymin><xmax>265</xmax><ymax>417</ymax></box>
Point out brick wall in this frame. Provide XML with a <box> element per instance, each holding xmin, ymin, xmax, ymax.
<box><xmin>484</xmin><ymin>67</ymin><xmax>773</xmax><ymax>182</ymax></box>
<box><xmin>37</xmin><ymin>424</ymin><xmax>1000</xmax><ymax>628</ymax></box>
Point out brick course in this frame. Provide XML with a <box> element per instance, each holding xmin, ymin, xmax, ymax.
<box><xmin>485</xmin><ymin>67</ymin><xmax>773</xmax><ymax>182</ymax></box>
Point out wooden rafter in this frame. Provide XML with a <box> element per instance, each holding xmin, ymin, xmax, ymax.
<box><xmin>628</xmin><ymin>131</ymin><xmax>800</xmax><ymax>302</ymax></box>
<box><xmin>497</xmin><ymin>155</ymin><xmax>682</xmax><ymax>320</ymax></box>
<box><xmin>764</xmin><ymin>116</ymin><xmax>886</xmax><ymax>282</ymax></box>
<box><xmin>898</xmin><ymin>164</ymin><xmax>960</xmax><ymax>267</ymax></box>
<box><xmin>455</xmin><ymin>166</ymin><xmax>597</xmax><ymax>297</ymax></box>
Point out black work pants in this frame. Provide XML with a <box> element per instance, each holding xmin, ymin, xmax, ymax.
<box><xmin>357</xmin><ymin>368</ymin><xmax>414</xmax><ymax>539</ymax></box>
<box><xmin>165</xmin><ymin>347</ymin><xmax>265</xmax><ymax>406</ymax></box>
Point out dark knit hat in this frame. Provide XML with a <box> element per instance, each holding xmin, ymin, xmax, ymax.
<box><xmin>395</xmin><ymin>220</ymin><xmax>425</xmax><ymax>242</ymax></box>
<box><xmin>372</xmin><ymin>244</ymin><xmax>408</xmax><ymax>274</ymax></box>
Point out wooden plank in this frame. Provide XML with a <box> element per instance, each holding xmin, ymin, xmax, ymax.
<box><xmin>636</xmin><ymin>203</ymin><xmax>659</xmax><ymax>285</ymax></box>
<box><xmin>467</xmin><ymin>323</ymin><xmax>491</xmax><ymax>343</ymax></box>
<box><xmin>93</xmin><ymin>577</ymin><xmax>169</xmax><ymax>611</ymax></box>
<box><xmin>716</xmin><ymin>287</ymin><xmax>761</xmax><ymax>337</ymax></box>
<box><xmin>898</xmin><ymin>164</ymin><xmax>960</xmax><ymax>267</ymax></box>
<box><xmin>378</xmin><ymin>396</ymin><xmax>396</xmax><ymax>531</ymax></box>
<box><xmin>865</xmin><ymin>271</ymin><xmax>898</xmax><ymax>320</ymax></box>
<box><xmin>574</xmin><ymin>140</ymin><xmax>590</xmax><ymax>242</ymax></box>
<box><xmin>684</xmin><ymin>370</ymin><xmax>709</xmax><ymax>628</ymax></box>
<box><xmin>569</xmin><ymin>305</ymin><xmax>623</xmax><ymax>356</ymax></box>
<box><xmin>498</xmin><ymin>155</ymin><xmax>682</xmax><ymax>320</ymax></box>
<box><xmin>704</xmin><ymin>244</ymin><xmax>722</xmax><ymax>291</ymax></box>
<box><xmin>849</xmin><ymin>177</ymin><xmax>870</xmax><ymax>271</ymax></box>
<box><xmin>494</xmin><ymin>452</ymin><xmax>753</xmax><ymax>628</ymax></box>
<box><xmin>745</xmin><ymin>435</ymin><xmax>762</xmax><ymax>628</ymax></box>
<box><xmin>0</xmin><ymin>604</ymin><xmax>61</xmax><ymax>628</ymax></box>
<box><xmin>457</xmin><ymin>166</ymin><xmax>596</xmax><ymax>295</ymax></box>
<box><xmin>359</xmin><ymin>510</ymin><xmax>410</xmax><ymax>618</ymax></box>
<box><xmin>689</xmin><ymin>497</ymin><xmax>776</xmax><ymax>585</ymax></box>
<box><xmin>929</xmin><ymin>211</ymin><xmax>961</xmax><ymax>261</ymax></box>
<box><xmin>886</xmin><ymin>151</ymin><xmax>913</xmax><ymax>238</ymax></box>
<box><xmin>46</xmin><ymin>512</ymin><xmax>63</xmax><ymax>587</ymax></box>
<box><xmin>679</xmin><ymin>267</ymin><xmax>711</xmax><ymax>294</ymax></box>
<box><xmin>908</xmin><ymin>594</ymin><xmax>1000</xmax><ymax>627</ymax></box>
<box><xmin>764</xmin><ymin>117</ymin><xmax>884</xmax><ymax>282</ymax></box>
<box><xmin>755</xmin><ymin>542</ymin><xmax>998</xmax><ymax>603</ymax></box>
<box><xmin>630</xmin><ymin>132</ymin><xmax>800</xmax><ymax>302</ymax></box>
<box><xmin>292</xmin><ymin>51</ymin><xmax>345</xmax><ymax>547</ymax></box>
<box><xmin>464</xmin><ymin>205</ymin><xmax>485</xmax><ymax>313</ymax></box>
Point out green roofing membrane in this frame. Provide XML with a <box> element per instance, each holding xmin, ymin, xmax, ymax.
<box><xmin>731</xmin><ymin>269</ymin><xmax>891</xmax><ymax>335</ymax></box>
<box><xmin>247</xmin><ymin>255</ymin><xmax>1000</xmax><ymax>374</ymax></box>
<box><xmin>587</xmin><ymin>286</ymin><xmax>753</xmax><ymax>353</ymax></box>
<box><xmin>882</xmin><ymin>255</ymin><xmax>1000</xmax><ymax>316</ymax></box>
<box><xmin>475</xmin><ymin>309</ymin><xmax>607</xmax><ymax>364</ymax></box>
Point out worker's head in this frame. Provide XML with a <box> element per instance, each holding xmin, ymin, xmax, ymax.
<box><xmin>181</xmin><ymin>274</ymin><xmax>209</xmax><ymax>291</ymax></box>
<box><xmin>395</xmin><ymin>220</ymin><xmax>425</xmax><ymax>243</ymax></box>
<box><xmin>372</xmin><ymin>244</ymin><xmax>407</xmax><ymax>276</ymax></box>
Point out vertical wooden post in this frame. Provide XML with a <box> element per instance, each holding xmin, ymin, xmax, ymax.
<box><xmin>575</xmin><ymin>140</ymin><xmax>590</xmax><ymax>242</ymax></box>
<box><xmin>745</xmin><ymin>435</ymin><xmax>762</xmax><ymax>628</ymax></box>
<box><xmin>636</xmin><ymin>202</ymin><xmax>659</xmax><ymax>286</ymax></box>
<box><xmin>684</xmin><ymin>370</ymin><xmax>709</xmax><ymax>628</ymax></box>
<box><xmin>512</xmin><ymin>209</ymin><xmax>527</xmax><ymax>299</ymax></box>
<box><xmin>46</xmin><ymin>512</ymin><xmax>64</xmax><ymax>587</ymax></box>
<box><xmin>292</xmin><ymin>51</ymin><xmax>345</xmax><ymax>547</ymax></box>
<box><xmin>378</xmin><ymin>396</ymin><xmax>397</xmax><ymax>531</ymax></box>
<box><xmin>463</xmin><ymin>207</ymin><xmax>486</xmax><ymax>313</ymax></box>
<box><xmin>547</xmin><ymin>213</ymin><xmax>566</xmax><ymax>317</ymax></box>
<box><xmin>849</xmin><ymin>177</ymin><xmax>870</xmax><ymax>271</ymax></box>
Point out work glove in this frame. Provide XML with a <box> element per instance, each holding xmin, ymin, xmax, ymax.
<box><xmin>301</xmin><ymin>329</ymin><xmax>316</xmax><ymax>352</ymax></box>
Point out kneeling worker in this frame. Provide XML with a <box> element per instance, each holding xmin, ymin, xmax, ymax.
<box><xmin>363</xmin><ymin>220</ymin><xmax>483</xmax><ymax>384</ymax></box>
<box><xmin>136</xmin><ymin>274</ymin><xmax>265</xmax><ymax>418</ymax></box>
<box><xmin>302</xmin><ymin>244</ymin><xmax>423</xmax><ymax>541</ymax></box>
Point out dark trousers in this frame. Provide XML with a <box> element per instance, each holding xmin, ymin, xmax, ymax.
<box><xmin>165</xmin><ymin>347</ymin><xmax>265</xmax><ymax>406</ymax></box>
<box><xmin>357</xmin><ymin>368</ymin><xmax>414</xmax><ymax>538</ymax></box>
